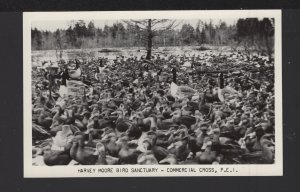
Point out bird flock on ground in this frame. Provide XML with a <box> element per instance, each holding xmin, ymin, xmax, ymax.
<box><xmin>32</xmin><ymin>49</ymin><xmax>275</xmax><ymax>166</ymax></box>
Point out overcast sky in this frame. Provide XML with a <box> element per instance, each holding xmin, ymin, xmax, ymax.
<box><xmin>31</xmin><ymin>19</ymin><xmax>238</xmax><ymax>32</ymax></box>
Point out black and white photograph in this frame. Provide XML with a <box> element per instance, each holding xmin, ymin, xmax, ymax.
<box><xmin>23</xmin><ymin>10</ymin><xmax>282</xmax><ymax>177</ymax></box>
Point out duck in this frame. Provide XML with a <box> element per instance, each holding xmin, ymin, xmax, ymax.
<box><xmin>85</xmin><ymin>128</ymin><xmax>103</xmax><ymax>148</ymax></box>
<box><xmin>244</xmin><ymin>127</ymin><xmax>266</xmax><ymax>152</ymax></box>
<box><xmin>68</xmin><ymin>60</ymin><xmax>82</xmax><ymax>79</ymax></box>
<box><xmin>155</xmin><ymin>114</ymin><xmax>178</xmax><ymax>130</ymax></box>
<box><xmin>137</xmin><ymin>139</ymin><xmax>159</xmax><ymax>165</ymax></box>
<box><xmin>101</xmin><ymin>132</ymin><xmax>121</xmax><ymax>157</ymax></box>
<box><xmin>32</xmin><ymin>123</ymin><xmax>51</xmax><ymax>141</ymax></box>
<box><xmin>172</xmin><ymin>125</ymin><xmax>189</xmax><ymax>142</ymax></box>
<box><xmin>37</xmin><ymin>108</ymin><xmax>53</xmax><ymax>129</ymax></box>
<box><xmin>210</xmin><ymin>127</ymin><xmax>239</xmax><ymax>148</ymax></box>
<box><xmin>126</xmin><ymin>111</ymin><xmax>142</xmax><ymax>140</ymax></box>
<box><xmin>86</xmin><ymin>114</ymin><xmax>99</xmax><ymax>130</ymax></box>
<box><xmin>152</xmin><ymin>129</ymin><xmax>172</xmax><ymax>148</ymax></box>
<box><xmin>70</xmin><ymin>134</ymin><xmax>98</xmax><ymax>165</ymax></box>
<box><xmin>190</xmin><ymin>110</ymin><xmax>210</xmax><ymax>131</ymax></box>
<box><xmin>49</xmin><ymin>108</ymin><xmax>64</xmax><ymax>135</ymax></box>
<box><xmin>181</xmin><ymin>103</ymin><xmax>193</xmax><ymax>116</ymax></box>
<box><xmin>159</xmin><ymin>154</ymin><xmax>178</xmax><ymax>164</ymax></box>
<box><xmin>70</xmin><ymin>105</ymin><xmax>87</xmax><ymax>131</ymax></box>
<box><xmin>208</xmin><ymin>127</ymin><xmax>243</xmax><ymax>159</ymax></box>
<box><xmin>171</xmin><ymin>109</ymin><xmax>196</xmax><ymax>128</ymax></box>
<box><xmin>143</xmin><ymin>132</ymin><xmax>169</xmax><ymax>162</ymax></box>
<box><xmin>239</xmin><ymin>129</ymin><xmax>275</xmax><ymax>163</ymax></box>
<box><xmin>196</xmin><ymin>140</ymin><xmax>218</xmax><ymax>164</ymax></box>
<box><xmin>260</xmin><ymin>136</ymin><xmax>275</xmax><ymax>163</ymax></box>
<box><xmin>97</xmin><ymin>116</ymin><xmax>115</xmax><ymax>130</ymax></box>
<box><xmin>194</xmin><ymin>125</ymin><xmax>211</xmax><ymax>150</ymax></box>
<box><xmin>168</xmin><ymin>136</ymin><xmax>190</xmax><ymax>162</ymax></box>
<box><xmin>52</xmin><ymin>125</ymin><xmax>74</xmax><ymax>148</ymax></box>
<box><xmin>134</xmin><ymin>116</ymin><xmax>156</xmax><ymax>151</ymax></box>
<box><xmin>137</xmin><ymin>150</ymin><xmax>158</xmax><ymax>165</ymax></box>
<box><xmin>112</xmin><ymin>105</ymin><xmax>132</xmax><ymax>132</ymax></box>
<box><xmin>43</xmin><ymin>125</ymin><xmax>74</xmax><ymax>166</ymax></box>
<box><xmin>198</xmin><ymin>91</ymin><xmax>212</xmax><ymax>116</ymax></box>
<box><xmin>43</xmin><ymin>143</ymin><xmax>73</xmax><ymax>166</ymax></box>
<box><xmin>66</xmin><ymin>104</ymin><xmax>79</xmax><ymax>123</ymax></box>
<box><xmin>94</xmin><ymin>142</ymin><xmax>108</xmax><ymax>165</ymax></box>
<box><xmin>32</xmin><ymin>147</ymin><xmax>45</xmax><ymax>166</ymax></box>
<box><xmin>117</xmin><ymin>135</ymin><xmax>141</xmax><ymax>164</ymax></box>
<box><xmin>210</xmin><ymin>107</ymin><xmax>226</xmax><ymax>124</ymax></box>
<box><xmin>147</xmin><ymin>115</ymin><xmax>158</xmax><ymax>131</ymax></box>
<box><xmin>79</xmin><ymin>110</ymin><xmax>91</xmax><ymax>129</ymax></box>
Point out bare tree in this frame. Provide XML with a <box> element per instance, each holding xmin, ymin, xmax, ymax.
<box><xmin>123</xmin><ymin>19</ymin><xmax>177</xmax><ymax>59</ymax></box>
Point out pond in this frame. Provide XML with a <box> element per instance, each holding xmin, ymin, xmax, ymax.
<box><xmin>31</xmin><ymin>45</ymin><xmax>234</xmax><ymax>66</ymax></box>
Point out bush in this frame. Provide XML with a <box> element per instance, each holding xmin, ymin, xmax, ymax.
<box><xmin>195</xmin><ymin>46</ymin><xmax>211</xmax><ymax>51</ymax></box>
<box><xmin>98</xmin><ymin>48</ymin><xmax>120</xmax><ymax>53</ymax></box>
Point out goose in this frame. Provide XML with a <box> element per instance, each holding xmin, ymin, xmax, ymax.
<box><xmin>58</xmin><ymin>68</ymin><xmax>69</xmax><ymax>98</ymax></box>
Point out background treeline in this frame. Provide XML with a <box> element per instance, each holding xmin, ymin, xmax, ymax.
<box><xmin>31</xmin><ymin>18</ymin><xmax>274</xmax><ymax>58</ymax></box>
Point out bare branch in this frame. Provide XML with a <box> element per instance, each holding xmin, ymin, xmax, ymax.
<box><xmin>122</xmin><ymin>19</ymin><xmax>149</xmax><ymax>30</ymax></box>
<box><xmin>151</xmin><ymin>19</ymin><xmax>170</xmax><ymax>27</ymax></box>
<box><xmin>152</xmin><ymin>20</ymin><xmax>177</xmax><ymax>31</ymax></box>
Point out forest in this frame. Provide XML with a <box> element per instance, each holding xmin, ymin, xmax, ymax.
<box><xmin>31</xmin><ymin>18</ymin><xmax>274</xmax><ymax>58</ymax></box>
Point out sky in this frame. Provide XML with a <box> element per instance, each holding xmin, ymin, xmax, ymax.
<box><xmin>31</xmin><ymin>19</ymin><xmax>238</xmax><ymax>32</ymax></box>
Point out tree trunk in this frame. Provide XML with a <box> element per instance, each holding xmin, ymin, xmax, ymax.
<box><xmin>146</xmin><ymin>35</ymin><xmax>152</xmax><ymax>59</ymax></box>
<box><xmin>146</xmin><ymin>19</ymin><xmax>152</xmax><ymax>60</ymax></box>
<box><xmin>264</xmin><ymin>35</ymin><xmax>272</xmax><ymax>61</ymax></box>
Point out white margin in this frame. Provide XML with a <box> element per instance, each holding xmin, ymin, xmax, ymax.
<box><xmin>23</xmin><ymin>10</ymin><xmax>282</xmax><ymax>178</ymax></box>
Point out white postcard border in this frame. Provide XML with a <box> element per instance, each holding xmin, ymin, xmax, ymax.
<box><xmin>23</xmin><ymin>10</ymin><xmax>282</xmax><ymax>177</ymax></box>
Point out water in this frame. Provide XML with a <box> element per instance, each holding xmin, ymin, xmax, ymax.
<box><xmin>31</xmin><ymin>46</ymin><xmax>234</xmax><ymax>66</ymax></box>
